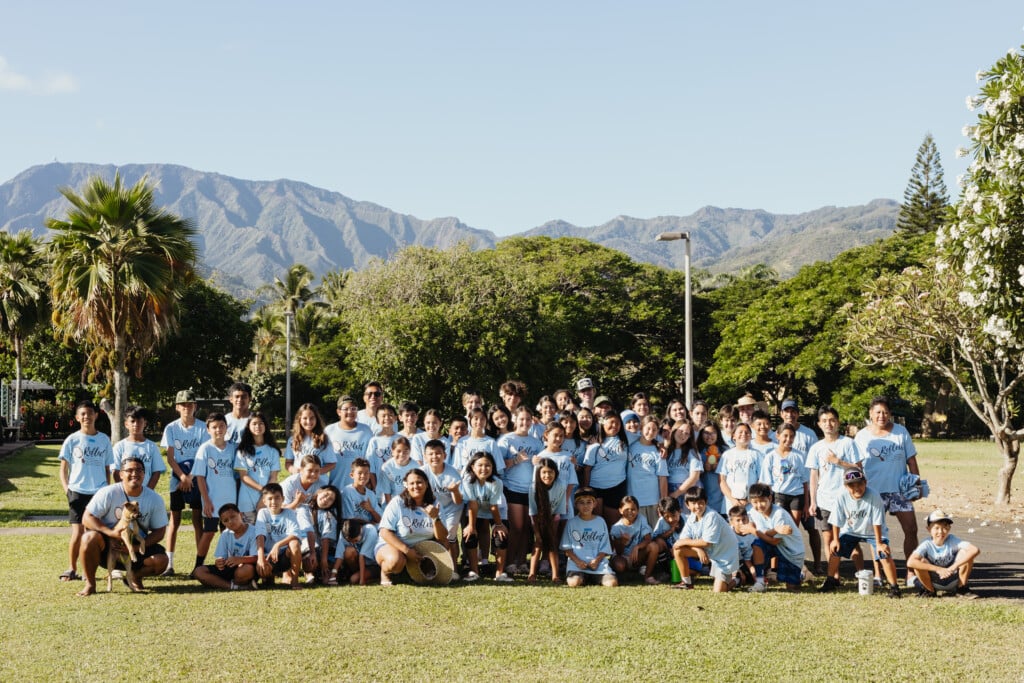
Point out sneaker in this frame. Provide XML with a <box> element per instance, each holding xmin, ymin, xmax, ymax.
<box><xmin>748</xmin><ymin>581</ymin><xmax>767</xmax><ymax>593</ymax></box>
<box><xmin>644</xmin><ymin>576</ymin><xmax>661</xmax><ymax>585</ymax></box>
<box><xmin>160</xmin><ymin>567</ymin><xmax>175</xmax><ymax>578</ymax></box>
<box><xmin>887</xmin><ymin>583</ymin><xmax>902</xmax><ymax>599</ymax></box>
<box><xmin>956</xmin><ymin>584</ymin><xmax>979</xmax><ymax>600</ymax></box>
<box><xmin>451</xmin><ymin>571</ymin><xmax>461</xmax><ymax>581</ymax></box>
<box><xmin>671</xmin><ymin>581</ymin><xmax>694</xmax><ymax>590</ymax></box>
<box><xmin>905</xmin><ymin>574</ymin><xmax>919</xmax><ymax>589</ymax></box>
<box><xmin>327</xmin><ymin>572</ymin><xmax>339</xmax><ymax>586</ymax></box>
<box><xmin>916</xmin><ymin>587</ymin><xmax>937</xmax><ymax>598</ymax></box>
<box><xmin>462</xmin><ymin>571</ymin><xmax>480</xmax><ymax>582</ymax></box>
<box><xmin>873</xmin><ymin>577</ymin><xmax>883</xmax><ymax>588</ymax></box>
<box><xmin>495</xmin><ymin>572</ymin><xmax>513</xmax><ymax>582</ymax></box>
<box><xmin>230</xmin><ymin>581</ymin><xmax>241</xmax><ymax>590</ymax></box>
<box><xmin>505</xmin><ymin>563</ymin><xmax>520</xmax><ymax>575</ymax></box>
<box><xmin>380</xmin><ymin>575</ymin><xmax>394</xmax><ymax>587</ymax></box>
<box><xmin>818</xmin><ymin>576</ymin><xmax>840</xmax><ymax>593</ymax></box>
<box><xmin>110</xmin><ymin>569</ymin><xmax>125</xmax><ymax>580</ymax></box>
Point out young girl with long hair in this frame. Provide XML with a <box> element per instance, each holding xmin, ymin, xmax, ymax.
<box><xmin>497</xmin><ymin>406</ymin><xmax>544</xmax><ymax>574</ymax></box>
<box><xmin>460</xmin><ymin>451</ymin><xmax>510</xmax><ymax>582</ymax></box>
<box><xmin>235</xmin><ymin>411</ymin><xmax>281</xmax><ymax>523</ymax></box>
<box><xmin>285</xmin><ymin>403</ymin><xmax>334</xmax><ymax>483</ymax></box>
<box><xmin>662</xmin><ymin>420</ymin><xmax>702</xmax><ymax>502</ymax></box>
<box><xmin>528</xmin><ymin>458</ymin><xmax>565</xmax><ymax>583</ymax></box>
<box><xmin>582</xmin><ymin>411</ymin><xmax>630</xmax><ymax>526</ymax></box>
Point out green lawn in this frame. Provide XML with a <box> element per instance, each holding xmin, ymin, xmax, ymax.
<box><xmin>1</xmin><ymin>444</ymin><xmax>1022</xmax><ymax>681</ymax></box>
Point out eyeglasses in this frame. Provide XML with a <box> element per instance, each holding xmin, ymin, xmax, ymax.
<box><xmin>123</xmin><ymin>468</ymin><xmax>145</xmax><ymax>475</ymax></box>
<box><xmin>365</xmin><ymin>391</ymin><xmax>381</xmax><ymax>398</ymax></box>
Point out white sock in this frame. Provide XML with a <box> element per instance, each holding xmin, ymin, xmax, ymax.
<box><xmin>166</xmin><ymin>551</ymin><xmax>175</xmax><ymax>567</ymax></box>
<box><xmin>682</xmin><ymin>576</ymin><xmax>692</xmax><ymax>585</ymax></box>
<box><xmin>755</xmin><ymin>577</ymin><xmax>765</xmax><ymax>585</ymax></box>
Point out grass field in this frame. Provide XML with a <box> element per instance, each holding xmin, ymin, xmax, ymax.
<box><xmin>1</xmin><ymin>443</ymin><xmax>1022</xmax><ymax>681</ymax></box>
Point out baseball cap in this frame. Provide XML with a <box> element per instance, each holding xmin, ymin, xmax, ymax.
<box><xmin>175</xmin><ymin>389</ymin><xmax>196</xmax><ymax>403</ymax></box>
<box><xmin>781</xmin><ymin>399</ymin><xmax>798</xmax><ymax>411</ymax></box>
<box><xmin>925</xmin><ymin>509</ymin><xmax>954</xmax><ymax>526</ymax></box>
<box><xmin>620</xmin><ymin>410</ymin><xmax>640</xmax><ymax>424</ymax></box>
<box><xmin>843</xmin><ymin>469</ymin><xmax>866</xmax><ymax>484</ymax></box>
<box><xmin>576</xmin><ymin>377</ymin><xmax>594</xmax><ymax>391</ymax></box>
<box><xmin>594</xmin><ymin>395</ymin><xmax>613</xmax><ymax>407</ymax></box>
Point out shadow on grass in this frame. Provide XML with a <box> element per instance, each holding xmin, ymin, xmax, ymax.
<box><xmin>971</xmin><ymin>562</ymin><xmax>1024</xmax><ymax>600</ymax></box>
<box><xmin>0</xmin><ymin>476</ymin><xmax>14</xmax><ymax>495</ymax></box>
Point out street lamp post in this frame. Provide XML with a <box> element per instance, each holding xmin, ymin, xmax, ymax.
<box><xmin>655</xmin><ymin>231</ymin><xmax>693</xmax><ymax>408</ymax></box>
<box><xmin>284</xmin><ymin>310</ymin><xmax>294</xmax><ymax>430</ymax></box>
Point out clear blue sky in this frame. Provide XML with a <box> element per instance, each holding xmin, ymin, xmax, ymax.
<box><xmin>2</xmin><ymin>2</ymin><xmax>1021</xmax><ymax>235</ymax></box>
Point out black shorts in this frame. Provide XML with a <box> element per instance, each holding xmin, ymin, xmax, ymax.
<box><xmin>98</xmin><ymin>539</ymin><xmax>166</xmax><ymax>571</ymax></box>
<box><xmin>774</xmin><ymin>492</ymin><xmax>803</xmax><ymax>513</ymax></box>
<box><xmin>813</xmin><ymin>507</ymin><xmax>834</xmax><ymax>532</ymax></box>
<box><xmin>169</xmin><ymin>489</ymin><xmax>202</xmax><ymax>512</ymax></box>
<box><xmin>201</xmin><ymin>516</ymin><xmax>224</xmax><ymax>534</ymax></box>
<box><xmin>591</xmin><ymin>480</ymin><xmax>628</xmax><ymax>509</ymax></box>
<box><xmin>270</xmin><ymin>551</ymin><xmax>294</xmax><ymax>575</ymax></box>
<box><xmin>67</xmin><ymin>490</ymin><xmax>93</xmax><ymax>524</ymax></box>
<box><xmin>503</xmin><ymin>486</ymin><xmax>529</xmax><ymax>506</ymax></box>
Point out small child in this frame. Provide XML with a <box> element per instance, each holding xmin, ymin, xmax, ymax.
<box><xmin>561</xmin><ymin>487</ymin><xmax>618</xmax><ymax>587</ymax></box>
<box><xmin>907</xmin><ymin>510</ymin><xmax>980</xmax><ymax>598</ymax></box>
<box><xmin>377</xmin><ymin>436</ymin><xmax>419</xmax><ymax>504</ymax></box>
<box><xmin>310</xmin><ymin>486</ymin><xmax>342</xmax><ymax>585</ymax></box>
<box><xmin>193</xmin><ymin>503</ymin><xmax>258</xmax><ymax>590</ymax></box>
<box><xmin>819</xmin><ymin>469</ymin><xmax>901</xmax><ymax>598</ymax></box>
<box><xmin>193</xmin><ymin>412</ymin><xmax>239</xmax><ymax>574</ymax></box>
<box><xmin>528</xmin><ymin>458</ymin><xmax>566</xmax><ymax>583</ymax></box>
<box><xmin>717</xmin><ymin>422</ymin><xmax>761</xmax><ymax>513</ymax></box>
<box><xmin>365</xmin><ymin>403</ymin><xmax>400</xmax><ymax>467</ymax></box>
<box><xmin>340</xmin><ymin>519</ymin><xmax>381</xmax><ymax>586</ymax></box>
<box><xmin>643</xmin><ymin>496</ymin><xmax>685</xmax><ymax>585</ymax></box>
<box><xmin>745</xmin><ymin>483</ymin><xmax>806</xmax><ymax>592</ymax></box>
<box><xmin>728</xmin><ymin>505</ymin><xmax>757</xmax><ymax>586</ymax></box>
<box><xmin>610</xmin><ymin>495</ymin><xmax>653</xmax><ymax>577</ymax></box>
<box><xmin>674</xmin><ymin>486</ymin><xmax>741</xmax><ymax>592</ymax></box>
<box><xmin>759</xmin><ymin>423</ymin><xmax>808</xmax><ymax>527</ymax></box>
<box><xmin>254</xmin><ymin>483</ymin><xmax>303</xmax><ymax>588</ymax></box>
<box><xmin>460</xmin><ymin>451</ymin><xmax>510</xmax><ymax>582</ymax></box>
<box><xmin>342</xmin><ymin>458</ymin><xmax>383</xmax><ymax>523</ymax></box>
<box><xmin>627</xmin><ymin>416</ymin><xmax>670</xmax><ymax>527</ymax></box>
<box><xmin>422</xmin><ymin>439</ymin><xmax>464</xmax><ymax>573</ymax></box>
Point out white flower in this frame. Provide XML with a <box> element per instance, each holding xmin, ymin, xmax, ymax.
<box><xmin>967</xmin><ymin>95</ymin><xmax>980</xmax><ymax>110</ymax></box>
<box><xmin>977</xmin><ymin>70</ymin><xmax>986</xmax><ymax>82</ymax></box>
<box><xmin>962</xmin><ymin>125</ymin><xmax>974</xmax><ymax>137</ymax></box>
<box><xmin>957</xmin><ymin>146</ymin><xmax>970</xmax><ymax>158</ymax></box>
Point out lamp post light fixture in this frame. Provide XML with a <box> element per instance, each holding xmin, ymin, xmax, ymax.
<box><xmin>655</xmin><ymin>231</ymin><xmax>693</xmax><ymax>408</ymax></box>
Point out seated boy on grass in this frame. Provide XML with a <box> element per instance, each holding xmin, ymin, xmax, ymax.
<box><xmin>194</xmin><ymin>503</ymin><xmax>258</xmax><ymax>590</ymax></box>
<box><xmin>254</xmin><ymin>483</ymin><xmax>303</xmax><ymax>589</ymax></box>
<box><xmin>745</xmin><ymin>483</ymin><xmax>806</xmax><ymax>592</ymax></box>
<box><xmin>907</xmin><ymin>509</ymin><xmax>980</xmax><ymax>599</ymax></box>
<box><xmin>819</xmin><ymin>469</ymin><xmax>901</xmax><ymax>598</ymax></box>
<box><xmin>673</xmin><ymin>486</ymin><xmax>740</xmax><ymax>592</ymax></box>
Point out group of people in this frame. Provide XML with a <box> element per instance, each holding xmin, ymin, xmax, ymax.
<box><xmin>57</xmin><ymin>378</ymin><xmax>981</xmax><ymax>597</ymax></box>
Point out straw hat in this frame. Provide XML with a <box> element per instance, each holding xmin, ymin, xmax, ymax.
<box><xmin>405</xmin><ymin>540</ymin><xmax>454</xmax><ymax>585</ymax></box>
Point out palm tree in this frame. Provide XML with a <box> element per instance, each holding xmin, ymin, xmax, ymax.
<box><xmin>261</xmin><ymin>263</ymin><xmax>317</xmax><ymax>316</ymax></box>
<box><xmin>46</xmin><ymin>174</ymin><xmax>198</xmax><ymax>442</ymax></box>
<box><xmin>0</xmin><ymin>230</ymin><xmax>48</xmax><ymax>437</ymax></box>
<box><xmin>251</xmin><ymin>305</ymin><xmax>283</xmax><ymax>373</ymax></box>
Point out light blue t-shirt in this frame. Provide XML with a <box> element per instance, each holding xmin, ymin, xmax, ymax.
<box><xmin>666</xmin><ymin>447</ymin><xmax>702</xmax><ymax>489</ymax></box>
<box><xmin>324</xmin><ymin>422</ymin><xmax>375</xmax><ymax>490</ymax></box>
<box><xmin>790</xmin><ymin>424</ymin><xmax>818</xmax><ymax>455</ymax></box>
<box><xmin>411</xmin><ymin>433</ymin><xmax>449</xmax><ymax>464</ymax></box>
<box><xmin>375</xmin><ymin>496</ymin><xmax>437</xmax><ymax>554</ymax></box>
<box><xmin>255</xmin><ymin>507</ymin><xmax>301</xmax><ymax>547</ymax></box>
<box><xmin>345</xmin><ymin>524</ymin><xmax>380</xmax><ymax>564</ymax></box>
<box><xmin>425</xmin><ymin>465</ymin><xmax>464</xmax><ymax>525</ymax></box>
<box><xmin>451</xmin><ymin>435</ymin><xmax>503</xmax><ymax>476</ymax></box>
<box><xmin>498</xmin><ymin>433</ymin><xmax>544</xmax><ymax>493</ymax></box>
<box><xmin>528</xmin><ymin>477</ymin><xmax>568</xmax><ymax>517</ymax></box>
<box><xmin>214</xmin><ymin>523</ymin><xmax>259</xmax><ymax>559</ymax></box>
<box><xmin>716</xmin><ymin>447</ymin><xmax>762</xmax><ymax>510</ymax></box>
<box><xmin>627</xmin><ymin>441</ymin><xmax>669</xmax><ymax>507</ymax></box>
<box><xmin>855</xmin><ymin>423</ymin><xmax>917</xmax><ymax>494</ymax></box>
<box><xmin>832</xmin><ymin>486</ymin><xmax>887</xmax><ymax>540</ymax></box>
<box><xmin>806</xmin><ymin>436</ymin><xmax>864</xmax><ymax>512</ymax></box>
<box><xmin>60</xmin><ymin>430</ymin><xmax>114</xmax><ymax>495</ymax></box>
<box><xmin>225</xmin><ymin>413</ymin><xmax>250</xmax><ymax>445</ymax></box>
<box><xmin>160</xmin><ymin>418</ymin><xmax>209</xmax><ymax>493</ymax></box>
<box><xmin>112</xmin><ymin>438</ymin><xmax>166</xmax><ymax>484</ymax></box>
<box><xmin>759</xmin><ymin>448</ymin><xmax>807</xmax><ymax>497</ymax></box>
<box><xmin>560</xmin><ymin>515</ymin><xmax>614</xmax><ymax>575</ymax></box>
<box><xmin>365</xmin><ymin>432</ymin><xmax>401</xmax><ymax>467</ymax></box>
<box><xmin>314</xmin><ymin>509</ymin><xmax>339</xmax><ymax>545</ymax></box>
<box><xmin>734</xmin><ymin>528</ymin><xmax>755</xmax><ymax>562</ymax></box>
<box><xmin>378</xmin><ymin>459</ymin><xmax>420</xmax><ymax>502</ymax></box>
<box><xmin>193</xmin><ymin>441</ymin><xmax>239</xmax><ymax>516</ymax></box>
<box><xmin>748</xmin><ymin>503</ymin><xmax>805</xmax><ymax>567</ymax></box>
<box><xmin>682</xmin><ymin>509</ymin><xmax>740</xmax><ymax>574</ymax></box>
<box><xmin>652</xmin><ymin>516</ymin><xmax>684</xmax><ymax>547</ymax></box>
<box><xmin>234</xmin><ymin>445</ymin><xmax>281</xmax><ymax>514</ymax></box>
<box><xmin>460</xmin><ymin>476</ymin><xmax>504</xmax><ymax>520</ymax></box>
<box><xmin>699</xmin><ymin>446</ymin><xmax>725</xmax><ymax>514</ymax></box>
<box><xmin>284</xmin><ymin>435</ymin><xmax>337</xmax><ymax>487</ymax></box>
<box><xmin>342</xmin><ymin>484</ymin><xmax>382</xmax><ymax>522</ymax></box>
<box><xmin>582</xmin><ymin>436</ymin><xmax>629</xmax><ymax>489</ymax></box>
<box><xmin>912</xmin><ymin>534</ymin><xmax>970</xmax><ymax>568</ymax></box>
<box><xmin>85</xmin><ymin>482</ymin><xmax>168</xmax><ymax>536</ymax></box>
<box><xmin>279</xmin><ymin>473</ymin><xmax>320</xmax><ymax>532</ymax></box>
<box><xmin>611</xmin><ymin>516</ymin><xmax>653</xmax><ymax>556</ymax></box>
<box><xmin>536</xmin><ymin>451</ymin><xmax>579</xmax><ymax>518</ymax></box>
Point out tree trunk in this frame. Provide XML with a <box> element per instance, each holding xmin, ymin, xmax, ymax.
<box><xmin>112</xmin><ymin>337</ymin><xmax>129</xmax><ymax>444</ymax></box>
<box><xmin>994</xmin><ymin>434</ymin><xmax>1019</xmax><ymax>506</ymax></box>
<box><xmin>13</xmin><ymin>335</ymin><xmax>22</xmax><ymax>441</ymax></box>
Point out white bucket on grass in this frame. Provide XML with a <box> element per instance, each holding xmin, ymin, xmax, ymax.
<box><xmin>855</xmin><ymin>569</ymin><xmax>874</xmax><ymax>595</ymax></box>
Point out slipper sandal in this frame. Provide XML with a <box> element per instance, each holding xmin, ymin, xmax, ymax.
<box><xmin>59</xmin><ymin>570</ymin><xmax>80</xmax><ymax>582</ymax></box>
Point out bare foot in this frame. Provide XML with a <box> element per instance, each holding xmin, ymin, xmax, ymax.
<box><xmin>76</xmin><ymin>583</ymin><xmax>96</xmax><ymax>597</ymax></box>
<box><xmin>527</xmin><ymin>574</ymin><xmax>537</xmax><ymax>583</ymax></box>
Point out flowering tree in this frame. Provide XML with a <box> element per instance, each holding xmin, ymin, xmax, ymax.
<box><xmin>846</xmin><ymin>263</ymin><xmax>1021</xmax><ymax>505</ymax></box>
<box><xmin>939</xmin><ymin>45</ymin><xmax>1024</xmax><ymax>349</ymax></box>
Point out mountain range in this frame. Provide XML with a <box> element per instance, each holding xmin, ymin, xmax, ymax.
<box><xmin>0</xmin><ymin>162</ymin><xmax>899</xmax><ymax>299</ymax></box>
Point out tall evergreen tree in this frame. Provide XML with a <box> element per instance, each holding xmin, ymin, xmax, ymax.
<box><xmin>896</xmin><ymin>133</ymin><xmax>949</xmax><ymax>234</ymax></box>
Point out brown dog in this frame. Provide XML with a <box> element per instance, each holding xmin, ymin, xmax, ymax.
<box><xmin>106</xmin><ymin>501</ymin><xmax>145</xmax><ymax>592</ymax></box>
